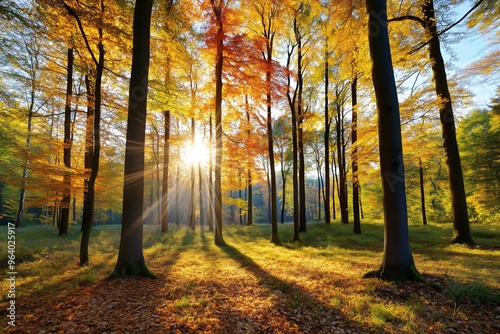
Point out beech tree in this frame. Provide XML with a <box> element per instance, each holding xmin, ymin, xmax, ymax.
<box><xmin>363</xmin><ymin>0</ymin><xmax>422</xmax><ymax>282</ymax></box>
<box><xmin>110</xmin><ymin>0</ymin><xmax>155</xmax><ymax>278</ymax></box>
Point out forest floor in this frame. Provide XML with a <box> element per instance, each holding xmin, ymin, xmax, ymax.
<box><xmin>0</xmin><ymin>222</ymin><xmax>499</xmax><ymax>333</ymax></box>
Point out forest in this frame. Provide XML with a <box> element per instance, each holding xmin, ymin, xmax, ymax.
<box><xmin>0</xmin><ymin>0</ymin><xmax>499</xmax><ymax>332</ymax></box>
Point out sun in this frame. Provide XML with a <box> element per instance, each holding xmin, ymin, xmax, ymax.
<box><xmin>184</xmin><ymin>139</ymin><xmax>210</xmax><ymax>166</ymax></box>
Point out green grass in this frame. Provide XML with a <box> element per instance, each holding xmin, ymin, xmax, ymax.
<box><xmin>0</xmin><ymin>220</ymin><xmax>499</xmax><ymax>333</ymax></box>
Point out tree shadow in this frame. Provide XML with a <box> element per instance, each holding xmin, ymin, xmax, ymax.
<box><xmin>218</xmin><ymin>242</ymin><xmax>371</xmax><ymax>333</ymax></box>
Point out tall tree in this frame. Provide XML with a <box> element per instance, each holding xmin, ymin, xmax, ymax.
<box><xmin>388</xmin><ymin>0</ymin><xmax>474</xmax><ymax>244</ymax></box>
<box><xmin>210</xmin><ymin>0</ymin><xmax>226</xmax><ymax>246</ymax></box>
<box><xmin>59</xmin><ymin>46</ymin><xmax>73</xmax><ymax>236</ymax></box>
<box><xmin>110</xmin><ymin>0</ymin><xmax>155</xmax><ymax>278</ymax></box>
<box><xmin>421</xmin><ymin>0</ymin><xmax>472</xmax><ymax>244</ymax></box>
<box><xmin>252</xmin><ymin>0</ymin><xmax>281</xmax><ymax>243</ymax></box>
<box><xmin>363</xmin><ymin>0</ymin><xmax>422</xmax><ymax>282</ymax></box>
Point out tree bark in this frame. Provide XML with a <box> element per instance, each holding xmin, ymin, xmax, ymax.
<box><xmin>324</xmin><ymin>42</ymin><xmax>331</xmax><ymax>224</ymax></box>
<box><xmin>245</xmin><ymin>100</ymin><xmax>253</xmax><ymax>226</ymax></box>
<box><xmin>79</xmin><ymin>0</ymin><xmax>105</xmax><ymax>266</ymax></box>
<box><xmin>161</xmin><ymin>110</ymin><xmax>170</xmax><ymax>232</ymax></box>
<box><xmin>363</xmin><ymin>0</ymin><xmax>422</xmax><ymax>282</ymax></box>
<box><xmin>190</xmin><ymin>117</ymin><xmax>196</xmax><ymax>230</ymax></box>
<box><xmin>208</xmin><ymin>114</ymin><xmax>214</xmax><ymax>231</ymax></box>
<box><xmin>296</xmin><ymin>28</ymin><xmax>307</xmax><ymax>233</ymax></box>
<box><xmin>422</xmin><ymin>0</ymin><xmax>472</xmax><ymax>244</ymax></box>
<box><xmin>110</xmin><ymin>0</ymin><xmax>155</xmax><ymax>278</ymax></box>
<box><xmin>285</xmin><ymin>40</ymin><xmax>299</xmax><ymax>241</ymax></box>
<box><xmin>352</xmin><ymin>76</ymin><xmax>361</xmax><ymax>234</ymax></box>
<box><xmin>60</xmin><ymin>47</ymin><xmax>73</xmax><ymax>236</ymax></box>
<box><xmin>419</xmin><ymin>158</ymin><xmax>428</xmax><ymax>226</ymax></box>
<box><xmin>213</xmin><ymin>2</ymin><xmax>224</xmax><ymax>246</ymax></box>
<box><xmin>336</xmin><ymin>94</ymin><xmax>348</xmax><ymax>224</ymax></box>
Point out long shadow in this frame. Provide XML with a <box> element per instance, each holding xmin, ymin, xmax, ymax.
<box><xmin>218</xmin><ymin>242</ymin><xmax>372</xmax><ymax>333</ymax></box>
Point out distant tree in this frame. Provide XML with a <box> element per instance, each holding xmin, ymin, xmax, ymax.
<box><xmin>363</xmin><ymin>0</ymin><xmax>423</xmax><ymax>282</ymax></box>
<box><xmin>110</xmin><ymin>0</ymin><xmax>155</xmax><ymax>278</ymax></box>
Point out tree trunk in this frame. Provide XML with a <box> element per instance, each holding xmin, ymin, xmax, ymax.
<box><xmin>267</xmin><ymin>72</ymin><xmax>280</xmax><ymax>243</ymax></box>
<box><xmin>419</xmin><ymin>158</ymin><xmax>428</xmax><ymax>226</ymax></box>
<box><xmin>60</xmin><ymin>47</ymin><xmax>73</xmax><ymax>236</ymax></box>
<box><xmin>80</xmin><ymin>40</ymin><xmax>103</xmax><ymax>265</ymax></box>
<box><xmin>213</xmin><ymin>4</ymin><xmax>224</xmax><ymax>246</ymax></box>
<box><xmin>15</xmin><ymin>61</ymin><xmax>36</xmax><ymax>228</ymax></box>
<box><xmin>363</xmin><ymin>0</ymin><xmax>422</xmax><ymax>282</ymax></box>
<box><xmin>324</xmin><ymin>43</ymin><xmax>331</xmax><ymax>224</ymax></box>
<box><xmin>336</xmin><ymin>97</ymin><xmax>348</xmax><ymax>224</ymax></box>
<box><xmin>286</xmin><ymin>41</ymin><xmax>300</xmax><ymax>241</ymax></box>
<box><xmin>208</xmin><ymin>114</ymin><xmax>214</xmax><ymax>231</ymax></box>
<box><xmin>281</xmin><ymin>167</ymin><xmax>286</xmax><ymax>224</ymax></box>
<box><xmin>190</xmin><ymin>117</ymin><xmax>196</xmax><ymax>230</ymax></box>
<box><xmin>352</xmin><ymin>76</ymin><xmax>361</xmax><ymax>234</ymax></box>
<box><xmin>245</xmin><ymin>101</ymin><xmax>253</xmax><ymax>226</ymax></box>
<box><xmin>80</xmin><ymin>70</ymin><xmax>95</xmax><ymax>265</ymax></box>
<box><xmin>297</xmin><ymin>36</ymin><xmax>306</xmax><ymax>233</ymax></box>
<box><xmin>422</xmin><ymin>0</ymin><xmax>472</xmax><ymax>244</ymax></box>
<box><xmin>110</xmin><ymin>0</ymin><xmax>155</xmax><ymax>278</ymax></box>
<box><xmin>161</xmin><ymin>110</ymin><xmax>170</xmax><ymax>232</ymax></box>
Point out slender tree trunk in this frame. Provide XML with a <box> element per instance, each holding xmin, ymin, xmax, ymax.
<box><xmin>281</xmin><ymin>167</ymin><xmax>286</xmax><ymax>224</ymax></box>
<box><xmin>324</xmin><ymin>43</ymin><xmax>331</xmax><ymax>224</ymax></box>
<box><xmin>213</xmin><ymin>4</ymin><xmax>224</xmax><ymax>246</ymax></box>
<box><xmin>245</xmin><ymin>101</ymin><xmax>253</xmax><ymax>226</ymax></box>
<box><xmin>296</xmin><ymin>35</ymin><xmax>306</xmax><ymax>233</ymax></box>
<box><xmin>363</xmin><ymin>0</ymin><xmax>422</xmax><ymax>282</ymax></box>
<box><xmin>161</xmin><ymin>110</ymin><xmax>170</xmax><ymax>232</ymax></box>
<box><xmin>208</xmin><ymin>114</ymin><xmax>214</xmax><ymax>231</ymax></box>
<box><xmin>267</xmin><ymin>71</ymin><xmax>280</xmax><ymax>243</ymax></box>
<box><xmin>60</xmin><ymin>47</ymin><xmax>74</xmax><ymax>236</ymax></box>
<box><xmin>286</xmin><ymin>41</ymin><xmax>300</xmax><ymax>241</ymax></box>
<box><xmin>80</xmin><ymin>70</ymin><xmax>95</xmax><ymax>265</ymax></box>
<box><xmin>15</xmin><ymin>64</ymin><xmax>36</xmax><ymax>228</ymax></box>
<box><xmin>111</xmin><ymin>0</ymin><xmax>155</xmax><ymax>278</ymax></box>
<box><xmin>352</xmin><ymin>76</ymin><xmax>361</xmax><ymax>234</ymax></box>
<box><xmin>80</xmin><ymin>40</ymin><xmax>103</xmax><ymax>265</ymax></box>
<box><xmin>336</xmin><ymin>98</ymin><xmax>348</xmax><ymax>224</ymax></box>
<box><xmin>190</xmin><ymin>117</ymin><xmax>196</xmax><ymax>230</ymax></box>
<box><xmin>422</xmin><ymin>0</ymin><xmax>472</xmax><ymax>244</ymax></box>
<box><xmin>15</xmin><ymin>115</ymin><xmax>32</xmax><ymax>229</ymax></box>
<box><xmin>419</xmin><ymin>158</ymin><xmax>428</xmax><ymax>226</ymax></box>
<box><xmin>199</xmin><ymin>160</ymin><xmax>205</xmax><ymax>227</ymax></box>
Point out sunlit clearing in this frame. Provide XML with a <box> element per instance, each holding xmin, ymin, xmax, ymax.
<box><xmin>183</xmin><ymin>139</ymin><xmax>210</xmax><ymax>167</ymax></box>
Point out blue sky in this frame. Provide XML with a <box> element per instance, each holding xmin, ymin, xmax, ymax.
<box><xmin>443</xmin><ymin>2</ymin><xmax>499</xmax><ymax>110</ymax></box>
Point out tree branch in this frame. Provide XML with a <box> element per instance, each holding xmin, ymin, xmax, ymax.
<box><xmin>62</xmin><ymin>1</ymin><xmax>98</xmax><ymax>66</ymax></box>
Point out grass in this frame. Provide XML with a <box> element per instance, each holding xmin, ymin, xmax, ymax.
<box><xmin>0</xmin><ymin>220</ymin><xmax>499</xmax><ymax>333</ymax></box>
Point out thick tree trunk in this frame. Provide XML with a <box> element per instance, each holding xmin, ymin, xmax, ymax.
<box><xmin>161</xmin><ymin>110</ymin><xmax>170</xmax><ymax>232</ymax></box>
<box><xmin>110</xmin><ymin>0</ymin><xmax>155</xmax><ymax>278</ymax></box>
<box><xmin>422</xmin><ymin>0</ymin><xmax>472</xmax><ymax>244</ymax></box>
<box><xmin>363</xmin><ymin>0</ymin><xmax>422</xmax><ymax>282</ymax></box>
<box><xmin>60</xmin><ymin>47</ymin><xmax>73</xmax><ymax>236</ymax></box>
<box><xmin>352</xmin><ymin>76</ymin><xmax>361</xmax><ymax>234</ymax></box>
